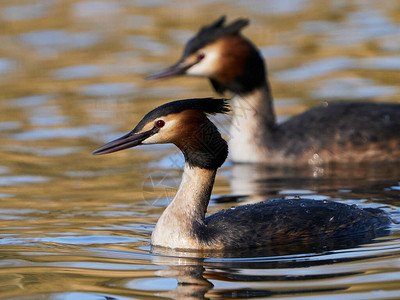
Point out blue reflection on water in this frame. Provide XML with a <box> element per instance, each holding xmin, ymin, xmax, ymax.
<box><xmin>80</xmin><ymin>82</ymin><xmax>137</xmax><ymax>96</ymax></box>
<box><xmin>127</xmin><ymin>0</ymin><xmax>167</xmax><ymax>8</ymax></box>
<box><xmin>0</xmin><ymin>209</ymin><xmax>38</xmax><ymax>219</ymax></box>
<box><xmin>0</xmin><ymin>175</ymin><xmax>49</xmax><ymax>186</ymax></box>
<box><xmin>324</xmin><ymin>10</ymin><xmax>397</xmax><ymax>45</ymax></box>
<box><xmin>238</xmin><ymin>0</ymin><xmax>310</xmax><ymax>15</ymax></box>
<box><xmin>0</xmin><ymin>58</ymin><xmax>16</xmax><ymax>75</ymax></box>
<box><xmin>53</xmin><ymin>62</ymin><xmax>164</xmax><ymax>79</ymax></box>
<box><xmin>11</xmin><ymin>124</ymin><xmax>110</xmax><ymax>141</ymax></box>
<box><xmin>30</xmin><ymin>115</ymin><xmax>69</xmax><ymax>126</ymax></box>
<box><xmin>4</xmin><ymin>145</ymin><xmax>82</xmax><ymax>157</ymax></box>
<box><xmin>126</xmin><ymin>35</ymin><xmax>169</xmax><ymax>55</ymax></box>
<box><xmin>0</xmin><ymin>121</ymin><xmax>21</xmax><ymax>131</ymax></box>
<box><xmin>0</xmin><ymin>235</ymin><xmax>140</xmax><ymax>245</ymax></box>
<box><xmin>6</xmin><ymin>94</ymin><xmax>53</xmax><ymax>108</ymax></box>
<box><xmin>125</xmin><ymin>15</ymin><xmax>154</xmax><ymax>29</ymax></box>
<box><xmin>52</xmin><ymin>292</ymin><xmax>134</xmax><ymax>300</ymax></box>
<box><xmin>142</xmin><ymin>86</ymin><xmax>191</xmax><ymax>98</ymax></box>
<box><xmin>356</xmin><ymin>56</ymin><xmax>400</xmax><ymax>70</ymax></box>
<box><xmin>0</xmin><ymin>166</ymin><xmax>10</xmax><ymax>174</ymax></box>
<box><xmin>312</xmin><ymin>77</ymin><xmax>399</xmax><ymax>99</ymax></box>
<box><xmin>0</xmin><ymin>2</ymin><xmax>53</xmax><ymax>21</ymax></box>
<box><xmin>19</xmin><ymin>30</ymin><xmax>102</xmax><ymax>55</ymax></box>
<box><xmin>72</xmin><ymin>1</ymin><xmax>122</xmax><ymax>18</ymax></box>
<box><xmin>379</xmin><ymin>34</ymin><xmax>400</xmax><ymax>52</ymax></box>
<box><xmin>52</xmin><ymin>64</ymin><xmax>103</xmax><ymax>80</ymax></box>
<box><xmin>301</xmin><ymin>21</ymin><xmax>337</xmax><ymax>34</ymax></box>
<box><xmin>261</xmin><ymin>45</ymin><xmax>293</xmax><ymax>59</ymax></box>
<box><xmin>275</xmin><ymin>57</ymin><xmax>354</xmax><ymax>82</ymax></box>
<box><xmin>0</xmin><ymin>193</ymin><xmax>13</xmax><ymax>198</ymax></box>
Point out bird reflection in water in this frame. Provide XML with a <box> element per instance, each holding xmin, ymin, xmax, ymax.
<box><xmin>151</xmin><ymin>229</ymin><xmax>391</xmax><ymax>300</ymax></box>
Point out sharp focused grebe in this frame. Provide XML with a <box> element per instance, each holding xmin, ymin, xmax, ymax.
<box><xmin>93</xmin><ymin>98</ymin><xmax>391</xmax><ymax>250</ymax></box>
<box><xmin>147</xmin><ymin>16</ymin><xmax>400</xmax><ymax>165</ymax></box>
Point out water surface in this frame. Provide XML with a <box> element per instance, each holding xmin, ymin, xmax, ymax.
<box><xmin>1</xmin><ymin>0</ymin><xmax>400</xmax><ymax>299</ymax></box>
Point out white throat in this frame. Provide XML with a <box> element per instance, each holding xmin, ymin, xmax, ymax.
<box><xmin>228</xmin><ymin>84</ymin><xmax>275</xmax><ymax>163</ymax></box>
<box><xmin>151</xmin><ymin>163</ymin><xmax>216</xmax><ymax>249</ymax></box>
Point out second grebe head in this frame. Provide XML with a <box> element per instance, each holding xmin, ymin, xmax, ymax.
<box><xmin>147</xmin><ymin>16</ymin><xmax>266</xmax><ymax>95</ymax></box>
<box><xmin>93</xmin><ymin>98</ymin><xmax>230</xmax><ymax>170</ymax></box>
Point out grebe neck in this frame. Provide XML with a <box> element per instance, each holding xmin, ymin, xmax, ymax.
<box><xmin>229</xmin><ymin>83</ymin><xmax>276</xmax><ymax>163</ymax></box>
<box><xmin>151</xmin><ymin>163</ymin><xmax>216</xmax><ymax>249</ymax></box>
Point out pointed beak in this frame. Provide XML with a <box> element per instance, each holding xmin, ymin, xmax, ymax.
<box><xmin>146</xmin><ymin>60</ymin><xmax>194</xmax><ymax>80</ymax></box>
<box><xmin>92</xmin><ymin>128</ymin><xmax>156</xmax><ymax>155</ymax></box>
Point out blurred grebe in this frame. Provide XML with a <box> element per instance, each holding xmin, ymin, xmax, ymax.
<box><xmin>147</xmin><ymin>16</ymin><xmax>400</xmax><ymax>165</ymax></box>
<box><xmin>93</xmin><ymin>98</ymin><xmax>391</xmax><ymax>250</ymax></box>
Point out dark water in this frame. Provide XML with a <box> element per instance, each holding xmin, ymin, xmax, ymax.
<box><xmin>1</xmin><ymin>0</ymin><xmax>400</xmax><ymax>299</ymax></box>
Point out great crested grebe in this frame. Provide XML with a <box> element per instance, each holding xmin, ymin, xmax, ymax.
<box><xmin>93</xmin><ymin>98</ymin><xmax>391</xmax><ymax>250</ymax></box>
<box><xmin>147</xmin><ymin>16</ymin><xmax>400</xmax><ymax>165</ymax></box>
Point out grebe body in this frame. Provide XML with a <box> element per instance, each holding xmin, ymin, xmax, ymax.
<box><xmin>93</xmin><ymin>98</ymin><xmax>391</xmax><ymax>250</ymax></box>
<box><xmin>147</xmin><ymin>17</ymin><xmax>400</xmax><ymax>165</ymax></box>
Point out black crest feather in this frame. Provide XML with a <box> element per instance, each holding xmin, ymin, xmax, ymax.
<box><xmin>183</xmin><ymin>16</ymin><xmax>250</xmax><ymax>57</ymax></box>
<box><xmin>133</xmin><ymin>98</ymin><xmax>230</xmax><ymax>133</ymax></box>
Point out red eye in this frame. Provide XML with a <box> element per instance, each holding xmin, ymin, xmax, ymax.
<box><xmin>197</xmin><ymin>53</ymin><xmax>205</xmax><ymax>61</ymax></box>
<box><xmin>155</xmin><ymin>120</ymin><xmax>165</xmax><ymax>128</ymax></box>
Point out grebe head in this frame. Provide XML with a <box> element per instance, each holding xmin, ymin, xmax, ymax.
<box><xmin>147</xmin><ymin>16</ymin><xmax>266</xmax><ymax>95</ymax></box>
<box><xmin>93</xmin><ymin>98</ymin><xmax>230</xmax><ymax>170</ymax></box>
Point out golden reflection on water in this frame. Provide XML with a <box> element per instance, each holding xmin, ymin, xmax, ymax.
<box><xmin>1</xmin><ymin>0</ymin><xmax>400</xmax><ymax>299</ymax></box>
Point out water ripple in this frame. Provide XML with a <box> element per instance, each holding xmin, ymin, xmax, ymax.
<box><xmin>0</xmin><ymin>121</ymin><xmax>21</xmax><ymax>131</ymax></box>
<box><xmin>4</xmin><ymin>145</ymin><xmax>82</xmax><ymax>157</ymax></box>
<box><xmin>325</xmin><ymin>10</ymin><xmax>396</xmax><ymax>45</ymax></box>
<box><xmin>0</xmin><ymin>58</ymin><xmax>16</xmax><ymax>75</ymax></box>
<box><xmin>72</xmin><ymin>1</ymin><xmax>122</xmax><ymax>18</ymax></box>
<box><xmin>275</xmin><ymin>57</ymin><xmax>354</xmax><ymax>82</ymax></box>
<box><xmin>10</xmin><ymin>124</ymin><xmax>110</xmax><ymax>141</ymax></box>
<box><xmin>312</xmin><ymin>77</ymin><xmax>399</xmax><ymax>99</ymax></box>
<box><xmin>127</xmin><ymin>35</ymin><xmax>169</xmax><ymax>55</ymax></box>
<box><xmin>0</xmin><ymin>175</ymin><xmax>49</xmax><ymax>186</ymax></box>
<box><xmin>356</xmin><ymin>56</ymin><xmax>400</xmax><ymax>70</ymax></box>
<box><xmin>19</xmin><ymin>30</ymin><xmax>102</xmax><ymax>55</ymax></box>
<box><xmin>261</xmin><ymin>45</ymin><xmax>293</xmax><ymax>59</ymax></box>
<box><xmin>1</xmin><ymin>2</ymin><xmax>53</xmax><ymax>21</ymax></box>
<box><xmin>239</xmin><ymin>0</ymin><xmax>310</xmax><ymax>15</ymax></box>
<box><xmin>52</xmin><ymin>64</ymin><xmax>103</xmax><ymax>80</ymax></box>
<box><xmin>6</xmin><ymin>94</ymin><xmax>53</xmax><ymax>108</ymax></box>
<box><xmin>80</xmin><ymin>83</ymin><xmax>136</xmax><ymax>96</ymax></box>
<box><xmin>0</xmin><ymin>166</ymin><xmax>10</xmax><ymax>175</ymax></box>
<box><xmin>0</xmin><ymin>235</ymin><xmax>140</xmax><ymax>245</ymax></box>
